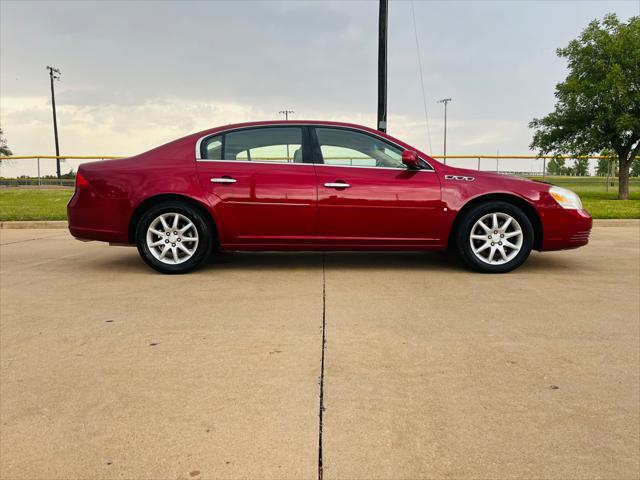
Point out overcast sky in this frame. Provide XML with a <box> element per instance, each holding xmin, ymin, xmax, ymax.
<box><xmin>1</xmin><ymin>0</ymin><xmax>638</xmax><ymax>176</ymax></box>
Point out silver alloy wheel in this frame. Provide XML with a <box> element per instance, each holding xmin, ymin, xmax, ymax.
<box><xmin>469</xmin><ymin>212</ymin><xmax>523</xmax><ymax>265</ymax></box>
<box><xmin>146</xmin><ymin>212</ymin><xmax>199</xmax><ymax>265</ymax></box>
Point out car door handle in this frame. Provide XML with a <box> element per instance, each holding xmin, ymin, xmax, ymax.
<box><xmin>210</xmin><ymin>177</ymin><xmax>237</xmax><ymax>184</ymax></box>
<box><xmin>324</xmin><ymin>182</ymin><xmax>351</xmax><ymax>188</ymax></box>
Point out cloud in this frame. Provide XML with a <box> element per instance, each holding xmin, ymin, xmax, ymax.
<box><xmin>1</xmin><ymin>0</ymin><xmax>637</xmax><ymax>177</ymax></box>
<box><xmin>0</xmin><ymin>93</ymin><xmax>531</xmax><ymax>177</ymax></box>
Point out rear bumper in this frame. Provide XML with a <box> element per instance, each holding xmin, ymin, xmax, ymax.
<box><xmin>68</xmin><ymin>225</ymin><xmax>126</xmax><ymax>243</ymax></box>
<box><xmin>541</xmin><ymin>208</ymin><xmax>593</xmax><ymax>251</ymax></box>
<box><xmin>67</xmin><ymin>188</ymin><xmax>131</xmax><ymax>244</ymax></box>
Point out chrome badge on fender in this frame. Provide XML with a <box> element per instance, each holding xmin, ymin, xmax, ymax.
<box><xmin>444</xmin><ymin>175</ymin><xmax>475</xmax><ymax>181</ymax></box>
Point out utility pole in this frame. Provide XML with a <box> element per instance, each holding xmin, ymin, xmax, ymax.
<box><xmin>47</xmin><ymin>66</ymin><xmax>62</xmax><ymax>179</ymax></box>
<box><xmin>279</xmin><ymin>109</ymin><xmax>294</xmax><ymax>121</ymax></box>
<box><xmin>377</xmin><ymin>0</ymin><xmax>388</xmax><ymax>133</ymax></box>
<box><xmin>437</xmin><ymin>98</ymin><xmax>451</xmax><ymax>163</ymax></box>
<box><xmin>279</xmin><ymin>110</ymin><xmax>295</xmax><ymax>161</ymax></box>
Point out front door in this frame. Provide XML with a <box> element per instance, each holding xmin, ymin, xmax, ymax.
<box><xmin>312</xmin><ymin>127</ymin><xmax>443</xmax><ymax>246</ymax></box>
<box><xmin>196</xmin><ymin>126</ymin><xmax>317</xmax><ymax>246</ymax></box>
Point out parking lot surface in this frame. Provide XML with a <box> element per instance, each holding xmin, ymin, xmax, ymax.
<box><xmin>1</xmin><ymin>224</ymin><xmax>639</xmax><ymax>479</ymax></box>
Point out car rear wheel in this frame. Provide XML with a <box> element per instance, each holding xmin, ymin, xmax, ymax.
<box><xmin>136</xmin><ymin>201</ymin><xmax>213</xmax><ymax>274</ymax></box>
<box><xmin>456</xmin><ymin>201</ymin><xmax>534</xmax><ymax>273</ymax></box>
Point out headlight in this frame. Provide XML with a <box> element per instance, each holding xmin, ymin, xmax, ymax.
<box><xmin>549</xmin><ymin>186</ymin><xmax>583</xmax><ymax>209</ymax></box>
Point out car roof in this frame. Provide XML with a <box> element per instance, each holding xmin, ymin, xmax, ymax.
<box><xmin>189</xmin><ymin>120</ymin><xmax>385</xmax><ymax>139</ymax></box>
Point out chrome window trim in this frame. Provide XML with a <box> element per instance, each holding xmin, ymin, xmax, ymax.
<box><xmin>194</xmin><ymin>123</ymin><xmax>435</xmax><ymax>171</ymax></box>
<box><xmin>195</xmin><ymin>158</ymin><xmax>430</xmax><ymax>172</ymax></box>
<box><xmin>195</xmin><ymin>134</ymin><xmax>215</xmax><ymax>161</ymax></box>
<box><xmin>314</xmin><ymin>163</ymin><xmax>433</xmax><ymax>172</ymax></box>
<box><xmin>196</xmin><ymin>159</ymin><xmax>314</xmax><ymax>166</ymax></box>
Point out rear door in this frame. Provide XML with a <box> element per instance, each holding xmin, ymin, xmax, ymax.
<box><xmin>312</xmin><ymin>127</ymin><xmax>443</xmax><ymax>246</ymax></box>
<box><xmin>196</xmin><ymin>126</ymin><xmax>317</xmax><ymax>246</ymax></box>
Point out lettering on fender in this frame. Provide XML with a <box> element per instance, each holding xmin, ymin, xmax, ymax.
<box><xmin>444</xmin><ymin>174</ymin><xmax>475</xmax><ymax>181</ymax></box>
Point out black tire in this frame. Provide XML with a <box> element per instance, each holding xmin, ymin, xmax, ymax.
<box><xmin>455</xmin><ymin>201</ymin><xmax>534</xmax><ymax>273</ymax></box>
<box><xmin>135</xmin><ymin>201</ymin><xmax>213</xmax><ymax>274</ymax></box>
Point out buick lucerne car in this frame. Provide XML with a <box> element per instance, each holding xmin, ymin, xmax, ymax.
<box><xmin>67</xmin><ymin>120</ymin><xmax>592</xmax><ymax>274</ymax></box>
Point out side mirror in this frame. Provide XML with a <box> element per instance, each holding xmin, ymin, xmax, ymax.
<box><xmin>402</xmin><ymin>150</ymin><xmax>421</xmax><ymax>169</ymax></box>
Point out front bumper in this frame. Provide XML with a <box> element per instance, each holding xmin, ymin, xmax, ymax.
<box><xmin>541</xmin><ymin>208</ymin><xmax>593</xmax><ymax>251</ymax></box>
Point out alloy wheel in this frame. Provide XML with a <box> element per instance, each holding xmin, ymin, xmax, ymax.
<box><xmin>146</xmin><ymin>212</ymin><xmax>199</xmax><ymax>265</ymax></box>
<box><xmin>469</xmin><ymin>212</ymin><xmax>523</xmax><ymax>265</ymax></box>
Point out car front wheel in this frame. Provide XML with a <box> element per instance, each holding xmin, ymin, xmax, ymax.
<box><xmin>456</xmin><ymin>201</ymin><xmax>534</xmax><ymax>273</ymax></box>
<box><xmin>136</xmin><ymin>201</ymin><xmax>213</xmax><ymax>274</ymax></box>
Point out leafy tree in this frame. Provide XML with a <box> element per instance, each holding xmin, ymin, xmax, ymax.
<box><xmin>0</xmin><ymin>128</ymin><xmax>12</xmax><ymax>156</ymax></box>
<box><xmin>546</xmin><ymin>157</ymin><xmax>567</xmax><ymax>175</ymax></box>
<box><xmin>632</xmin><ymin>158</ymin><xmax>640</xmax><ymax>176</ymax></box>
<box><xmin>41</xmin><ymin>169</ymin><xmax>75</xmax><ymax>179</ymax></box>
<box><xmin>61</xmin><ymin>169</ymin><xmax>76</xmax><ymax>179</ymax></box>
<box><xmin>596</xmin><ymin>158</ymin><xmax>611</xmax><ymax>176</ymax></box>
<box><xmin>530</xmin><ymin>14</ymin><xmax>640</xmax><ymax>199</ymax></box>
<box><xmin>573</xmin><ymin>158</ymin><xmax>590</xmax><ymax>176</ymax></box>
<box><xmin>595</xmin><ymin>150</ymin><xmax>616</xmax><ymax>181</ymax></box>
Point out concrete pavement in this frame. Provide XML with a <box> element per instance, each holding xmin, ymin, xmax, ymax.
<box><xmin>1</xmin><ymin>224</ymin><xmax>639</xmax><ymax>479</ymax></box>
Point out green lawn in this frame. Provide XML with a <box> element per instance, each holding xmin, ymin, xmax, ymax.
<box><xmin>0</xmin><ymin>189</ymin><xmax>73</xmax><ymax>221</ymax></box>
<box><xmin>0</xmin><ymin>177</ymin><xmax>638</xmax><ymax>221</ymax></box>
<box><xmin>529</xmin><ymin>176</ymin><xmax>640</xmax><ymax>219</ymax></box>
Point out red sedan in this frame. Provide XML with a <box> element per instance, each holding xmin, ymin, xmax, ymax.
<box><xmin>67</xmin><ymin>120</ymin><xmax>592</xmax><ymax>274</ymax></box>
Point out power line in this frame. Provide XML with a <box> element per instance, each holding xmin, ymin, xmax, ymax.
<box><xmin>410</xmin><ymin>0</ymin><xmax>432</xmax><ymax>155</ymax></box>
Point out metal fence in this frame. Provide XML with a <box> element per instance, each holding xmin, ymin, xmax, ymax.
<box><xmin>0</xmin><ymin>156</ymin><xmax>120</xmax><ymax>188</ymax></box>
<box><xmin>0</xmin><ymin>154</ymin><xmax>626</xmax><ymax>191</ymax></box>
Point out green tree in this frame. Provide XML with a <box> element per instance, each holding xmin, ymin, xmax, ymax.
<box><xmin>530</xmin><ymin>14</ymin><xmax>640</xmax><ymax>199</ymax></box>
<box><xmin>595</xmin><ymin>150</ymin><xmax>616</xmax><ymax>180</ymax></box>
<box><xmin>0</xmin><ymin>128</ymin><xmax>12</xmax><ymax>156</ymax></box>
<box><xmin>546</xmin><ymin>157</ymin><xmax>567</xmax><ymax>175</ymax></box>
<box><xmin>632</xmin><ymin>158</ymin><xmax>640</xmax><ymax>176</ymax></box>
<box><xmin>573</xmin><ymin>158</ymin><xmax>590</xmax><ymax>176</ymax></box>
<box><xmin>596</xmin><ymin>158</ymin><xmax>611</xmax><ymax>176</ymax></box>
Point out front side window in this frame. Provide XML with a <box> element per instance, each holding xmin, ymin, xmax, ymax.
<box><xmin>202</xmin><ymin>127</ymin><xmax>303</xmax><ymax>163</ymax></box>
<box><xmin>315</xmin><ymin>128</ymin><xmax>404</xmax><ymax>168</ymax></box>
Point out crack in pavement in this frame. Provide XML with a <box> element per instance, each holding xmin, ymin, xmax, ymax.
<box><xmin>318</xmin><ymin>252</ymin><xmax>327</xmax><ymax>480</ymax></box>
<box><xmin>0</xmin><ymin>233</ymin><xmax>68</xmax><ymax>246</ymax></box>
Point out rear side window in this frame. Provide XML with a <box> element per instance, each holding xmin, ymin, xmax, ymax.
<box><xmin>203</xmin><ymin>135</ymin><xmax>222</xmax><ymax>160</ymax></box>
<box><xmin>202</xmin><ymin>127</ymin><xmax>303</xmax><ymax>163</ymax></box>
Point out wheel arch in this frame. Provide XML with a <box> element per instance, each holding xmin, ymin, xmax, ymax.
<box><xmin>128</xmin><ymin>193</ymin><xmax>219</xmax><ymax>244</ymax></box>
<box><xmin>447</xmin><ymin>193</ymin><xmax>543</xmax><ymax>251</ymax></box>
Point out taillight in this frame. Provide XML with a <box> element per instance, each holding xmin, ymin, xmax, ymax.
<box><xmin>76</xmin><ymin>171</ymin><xmax>89</xmax><ymax>190</ymax></box>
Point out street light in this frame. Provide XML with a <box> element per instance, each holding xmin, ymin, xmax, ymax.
<box><xmin>437</xmin><ymin>97</ymin><xmax>452</xmax><ymax>164</ymax></box>
<box><xmin>46</xmin><ymin>66</ymin><xmax>62</xmax><ymax>179</ymax></box>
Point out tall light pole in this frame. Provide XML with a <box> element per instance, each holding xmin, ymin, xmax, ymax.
<box><xmin>377</xmin><ymin>0</ymin><xmax>388</xmax><ymax>133</ymax></box>
<box><xmin>47</xmin><ymin>66</ymin><xmax>62</xmax><ymax>179</ymax></box>
<box><xmin>437</xmin><ymin>98</ymin><xmax>451</xmax><ymax>164</ymax></box>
